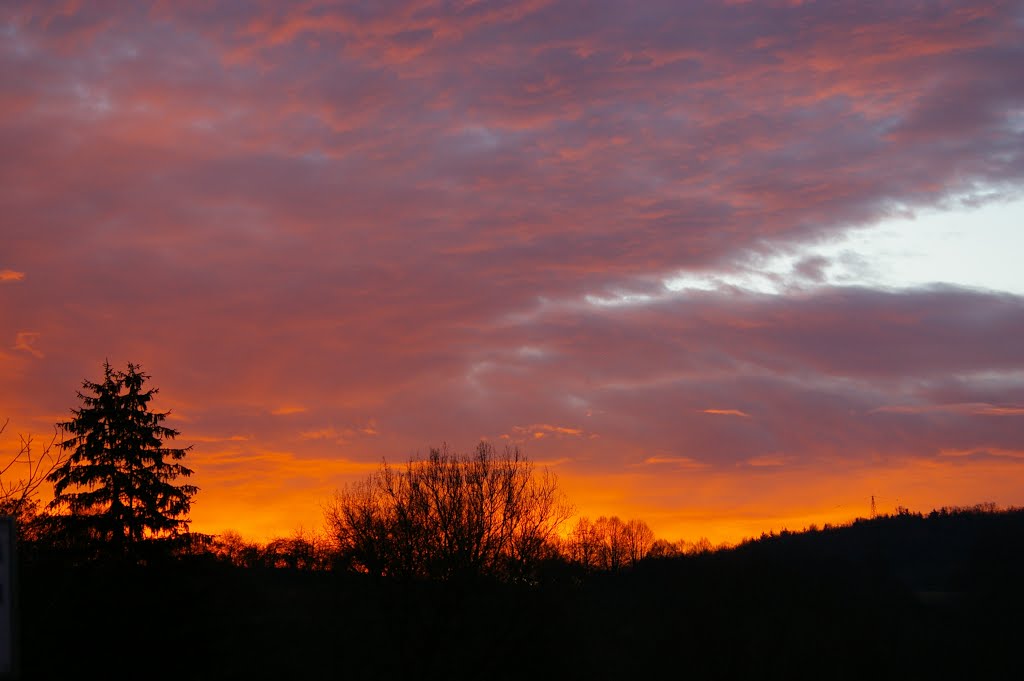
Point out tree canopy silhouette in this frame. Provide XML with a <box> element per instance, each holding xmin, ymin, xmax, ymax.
<box><xmin>326</xmin><ymin>442</ymin><xmax>572</xmax><ymax>581</ymax></box>
<box><xmin>46</xmin><ymin>361</ymin><xmax>198</xmax><ymax>557</ymax></box>
<box><xmin>566</xmin><ymin>515</ymin><xmax>655</xmax><ymax>571</ymax></box>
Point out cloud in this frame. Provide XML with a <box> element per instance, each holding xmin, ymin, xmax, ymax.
<box><xmin>873</xmin><ymin>403</ymin><xmax>1024</xmax><ymax>416</ymax></box>
<box><xmin>192</xmin><ymin>448</ymin><xmax>381</xmax><ymax>485</ymax></box>
<box><xmin>642</xmin><ymin>456</ymin><xmax>708</xmax><ymax>469</ymax></box>
<box><xmin>939</xmin><ymin>447</ymin><xmax>1024</xmax><ymax>461</ymax></box>
<box><xmin>513</xmin><ymin>423</ymin><xmax>585</xmax><ymax>439</ymax></box>
<box><xmin>745</xmin><ymin>455</ymin><xmax>790</xmax><ymax>468</ymax></box>
<box><xmin>189</xmin><ymin>434</ymin><xmax>250</xmax><ymax>443</ymax></box>
<box><xmin>299</xmin><ymin>421</ymin><xmax>380</xmax><ymax>443</ymax></box>
<box><xmin>12</xmin><ymin>331</ymin><xmax>43</xmax><ymax>358</ymax></box>
<box><xmin>2</xmin><ymin>0</ymin><xmax>1023</xmax><ymax>541</ymax></box>
<box><xmin>271</xmin><ymin>406</ymin><xmax>307</xmax><ymax>416</ymax></box>
<box><xmin>298</xmin><ymin>428</ymin><xmax>339</xmax><ymax>441</ymax></box>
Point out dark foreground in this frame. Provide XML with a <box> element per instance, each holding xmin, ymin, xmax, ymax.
<box><xmin>18</xmin><ymin>509</ymin><xmax>1024</xmax><ymax>680</ymax></box>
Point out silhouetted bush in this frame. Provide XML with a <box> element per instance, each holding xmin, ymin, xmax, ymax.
<box><xmin>324</xmin><ymin>442</ymin><xmax>573</xmax><ymax>581</ymax></box>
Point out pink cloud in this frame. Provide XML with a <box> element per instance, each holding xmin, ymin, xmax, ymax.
<box><xmin>12</xmin><ymin>331</ymin><xmax>44</xmax><ymax>359</ymax></box>
<box><xmin>271</xmin><ymin>406</ymin><xmax>307</xmax><ymax>416</ymax></box>
<box><xmin>873</xmin><ymin>403</ymin><xmax>1024</xmax><ymax>416</ymax></box>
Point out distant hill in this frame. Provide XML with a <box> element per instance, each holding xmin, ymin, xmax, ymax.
<box><xmin>18</xmin><ymin>506</ymin><xmax>1024</xmax><ymax>680</ymax></box>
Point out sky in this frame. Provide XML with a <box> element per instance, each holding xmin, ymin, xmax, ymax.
<box><xmin>2</xmin><ymin>0</ymin><xmax>1023</xmax><ymax>545</ymax></box>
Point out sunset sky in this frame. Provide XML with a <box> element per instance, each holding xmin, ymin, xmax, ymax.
<box><xmin>2</xmin><ymin>1</ymin><xmax>1023</xmax><ymax>545</ymax></box>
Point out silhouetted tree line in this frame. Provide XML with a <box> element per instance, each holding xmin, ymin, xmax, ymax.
<box><xmin>17</xmin><ymin>497</ymin><xmax>1024</xmax><ymax>680</ymax></box>
<box><xmin>565</xmin><ymin>515</ymin><xmax>655</xmax><ymax>570</ymax></box>
<box><xmin>210</xmin><ymin>528</ymin><xmax>334</xmax><ymax>570</ymax></box>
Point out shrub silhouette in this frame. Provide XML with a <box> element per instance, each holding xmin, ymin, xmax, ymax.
<box><xmin>325</xmin><ymin>441</ymin><xmax>572</xmax><ymax>581</ymax></box>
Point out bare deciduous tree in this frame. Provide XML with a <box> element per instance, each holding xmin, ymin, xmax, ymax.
<box><xmin>594</xmin><ymin>516</ymin><xmax>628</xmax><ymax>571</ymax></box>
<box><xmin>624</xmin><ymin>518</ymin><xmax>655</xmax><ymax>565</ymax></box>
<box><xmin>0</xmin><ymin>418</ymin><xmax>64</xmax><ymax>539</ymax></box>
<box><xmin>686</xmin><ymin>536</ymin><xmax>714</xmax><ymax>554</ymax></box>
<box><xmin>648</xmin><ymin>538</ymin><xmax>687</xmax><ymax>559</ymax></box>
<box><xmin>566</xmin><ymin>516</ymin><xmax>602</xmax><ymax>569</ymax></box>
<box><xmin>212</xmin><ymin>530</ymin><xmax>264</xmax><ymax>568</ymax></box>
<box><xmin>325</xmin><ymin>441</ymin><xmax>573</xmax><ymax>581</ymax></box>
<box><xmin>263</xmin><ymin>528</ymin><xmax>332</xmax><ymax>570</ymax></box>
<box><xmin>566</xmin><ymin>514</ymin><xmax>656</xmax><ymax>571</ymax></box>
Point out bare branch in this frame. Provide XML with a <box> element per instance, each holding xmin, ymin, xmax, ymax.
<box><xmin>0</xmin><ymin>418</ymin><xmax>65</xmax><ymax>519</ymax></box>
<box><xmin>325</xmin><ymin>441</ymin><xmax>573</xmax><ymax>581</ymax></box>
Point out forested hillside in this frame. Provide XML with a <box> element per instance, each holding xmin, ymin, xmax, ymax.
<box><xmin>19</xmin><ymin>506</ymin><xmax>1023</xmax><ymax>680</ymax></box>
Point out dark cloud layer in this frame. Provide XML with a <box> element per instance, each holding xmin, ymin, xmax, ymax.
<box><xmin>2</xmin><ymin>1</ymin><xmax>1022</xmax><ymax>540</ymax></box>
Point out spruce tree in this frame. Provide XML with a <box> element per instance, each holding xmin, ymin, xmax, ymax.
<box><xmin>47</xmin><ymin>361</ymin><xmax>198</xmax><ymax>556</ymax></box>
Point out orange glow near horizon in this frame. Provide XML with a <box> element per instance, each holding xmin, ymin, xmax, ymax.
<box><xmin>553</xmin><ymin>455</ymin><xmax>1024</xmax><ymax>546</ymax></box>
<box><xmin>180</xmin><ymin>452</ymin><xmax>1024</xmax><ymax>546</ymax></box>
<box><xmin>6</xmin><ymin>409</ymin><xmax>1024</xmax><ymax>547</ymax></box>
<box><xmin>8</xmin><ymin>414</ymin><xmax>1021</xmax><ymax>547</ymax></box>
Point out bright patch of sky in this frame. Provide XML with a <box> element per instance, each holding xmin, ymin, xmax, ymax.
<box><xmin>665</xmin><ymin>195</ymin><xmax>1024</xmax><ymax>297</ymax></box>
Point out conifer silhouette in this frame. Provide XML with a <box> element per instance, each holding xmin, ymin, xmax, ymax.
<box><xmin>47</xmin><ymin>361</ymin><xmax>198</xmax><ymax>556</ymax></box>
